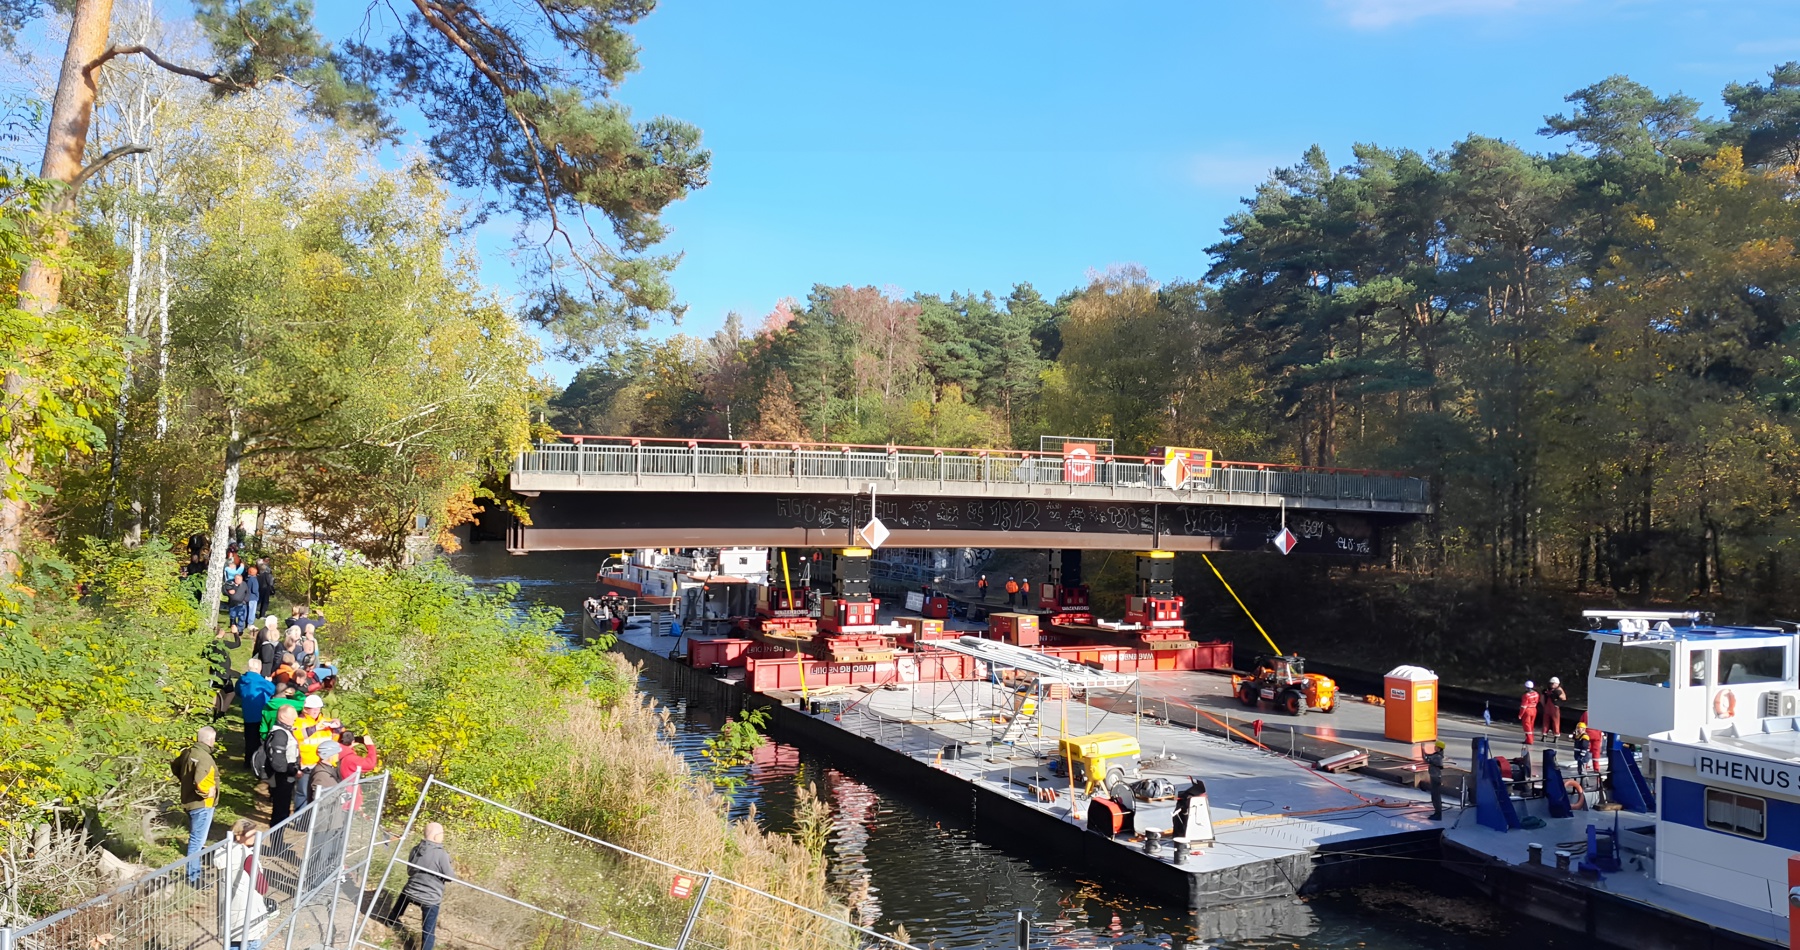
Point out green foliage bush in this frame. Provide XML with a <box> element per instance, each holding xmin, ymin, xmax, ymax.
<box><xmin>0</xmin><ymin>540</ymin><xmax>209</xmax><ymax>831</ymax></box>
<box><xmin>308</xmin><ymin>559</ymin><xmax>626</xmax><ymax>814</ymax></box>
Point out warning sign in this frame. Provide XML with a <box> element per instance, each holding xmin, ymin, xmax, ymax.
<box><xmin>669</xmin><ymin>873</ymin><xmax>696</xmax><ymax>899</ymax></box>
<box><xmin>1161</xmin><ymin>447</ymin><xmax>1214</xmax><ymax>488</ymax></box>
<box><xmin>1063</xmin><ymin>442</ymin><xmax>1097</xmax><ymax>483</ymax></box>
<box><xmin>858</xmin><ymin>517</ymin><xmax>890</xmax><ymax>550</ymax></box>
<box><xmin>1273</xmin><ymin>527</ymin><xmax>1298</xmax><ymax>556</ymax></box>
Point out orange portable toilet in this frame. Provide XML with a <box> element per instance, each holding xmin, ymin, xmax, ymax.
<box><xmin>1383</xmin><ymin>665</ymin><xmax>1438</xmax><ymax>743</ymax></box>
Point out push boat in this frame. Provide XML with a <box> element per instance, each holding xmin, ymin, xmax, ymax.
<box><xmin>1441</xmin><ymin>609</ymin><xmax>1800</xmax><ymax>949</ymax></box>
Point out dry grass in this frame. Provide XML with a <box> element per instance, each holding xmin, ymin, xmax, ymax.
<box><xmin>411</xmin><ymin>655</ymin><xmax>888</xmax><ymax>950</ymax></box>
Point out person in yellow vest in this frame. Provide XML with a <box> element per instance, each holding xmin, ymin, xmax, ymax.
<box><xmin>294</xmin><ymin>694</ymin><xmax>341</xmax><ymax>815</ymax></box>
<box><xmin>172</xmin><ymin>726</ymin><xmax>219</xmax><ymax>885</ymax></box>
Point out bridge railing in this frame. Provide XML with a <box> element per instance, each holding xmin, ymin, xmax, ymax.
<box><xmin>515</xmin><ymin>437</ymin><xmax>1431</xmax><ymax>507</ymax></box>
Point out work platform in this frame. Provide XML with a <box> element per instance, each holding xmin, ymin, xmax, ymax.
<box><xmin>604</xmin><ymin>618</ymin><xmax>1441</xmax><ymax>930</ymax></box>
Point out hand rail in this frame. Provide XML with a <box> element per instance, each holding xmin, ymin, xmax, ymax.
<box><xmin>541</xmin><ymin>433</ymin><xmax>1413</xmax><ymax>477</ymax></box>
<box><xmin>512</xmin><ymin>437</ymin><xmax>1431</xmax><ymax>506</ymax></box>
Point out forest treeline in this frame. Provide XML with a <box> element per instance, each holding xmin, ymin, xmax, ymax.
<box><xmin>550</xmin><ymin>69</ymin><xmax>1800</xmax><ymax>608</ymax></box>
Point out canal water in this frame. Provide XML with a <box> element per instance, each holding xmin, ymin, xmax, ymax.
<box><xmin>449</xmin><ymin>544</ymin><xmax>1572</xmax><ymax>950</ymax></box>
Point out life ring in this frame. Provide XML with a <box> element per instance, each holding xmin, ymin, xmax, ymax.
<box><xmin>1564</xmin><ymin>778</ymin><xmax>1586</xmax><ymax>810</ymax></box>
<box><xmin>1714</xmin><ymin>688</ymin><xmax>1737</xmax><ymax>719</ymax></box>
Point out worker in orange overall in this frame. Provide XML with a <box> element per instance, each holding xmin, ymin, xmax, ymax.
<box><xmin>1539</xmin><ymin>676</ymin><xmax>1566</xmax><ymax>741</ymax></box>
<box><xmin>1518</xmin><ymin>680</ymin><xmax>1540</xmax><ymax>745</ymax></box>
<box><xmin>1004</xmin><ymin>577</ymin><xmax>1020</xmax><ymax>607</ymax></box>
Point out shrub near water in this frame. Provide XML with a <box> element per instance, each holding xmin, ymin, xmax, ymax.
<box><xmin>314</xmin><ymin>561</ymin><xmax>864</xmax><ymax>949</ymax></box>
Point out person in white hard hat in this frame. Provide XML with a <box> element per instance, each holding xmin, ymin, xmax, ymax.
<box><xmin>1540</xmin><ymin>675</ymin><xmax>1566</xmax><ymax>742</ymax></box>
<box><xmin>1519</xmin><ymin>680</ymin><xmax>1540</xmax><ymax>746</ymax></box>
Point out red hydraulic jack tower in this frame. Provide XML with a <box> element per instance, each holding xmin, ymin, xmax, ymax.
<box><xmin>816</xmin><ymin>547</ymin><xmax>892</xmax><ymax>660</ymax></box>
<box><xmin>1123</xmin><ymin>550</ymin><xmax>1186</xmax><ymax>634</ymax></box>
<box><xmin>1034</xmin><ymin>550</ymin><xmax>1196</xmax><ymax>650</ymax></box>
<box><xmin>1038</xmin><ymin>549</ymin><xmax>1094</xmax><ymax>625</ymax></box>
<box><xmin>749</xmin><ymin>549</ymin><xmax>818</xmax><ymax>638</ymax></box>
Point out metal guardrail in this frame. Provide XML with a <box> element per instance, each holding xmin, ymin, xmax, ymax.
<box><xmin>513</xmin><ymin>438</ymin><xmax>1432</xmax><ymax>508</ymax></box>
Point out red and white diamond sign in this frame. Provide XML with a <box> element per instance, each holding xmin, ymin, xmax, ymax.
<box><xmin>858</xmin><ymin>517</ymin><xmax>890</xmax><ymax>550</ymax></box>
<box><xmin>1273</xmin><ymin>527</ymin><xmax>1298</xmax><ymax>556</ymax></box>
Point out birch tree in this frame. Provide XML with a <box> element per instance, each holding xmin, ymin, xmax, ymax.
<box><xmin>2</xmin><ymin>0</ymin><xmax>707</xmax><ymax>581</ymax></box>
<box><xmin>172</xmin><ymin>93</ymin><xmax>539</xmax><ymax>630</ymax></box>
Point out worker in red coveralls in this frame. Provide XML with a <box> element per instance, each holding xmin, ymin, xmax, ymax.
<box><xmin>1518</xmin><ymin>680</ymin><xmax>1540</xmax><ymax>745</ymax></box>
<box><xmin>1540</xmin><ymin>676</ymin><xmax>1566</xmax><ymax>740</ymax></box>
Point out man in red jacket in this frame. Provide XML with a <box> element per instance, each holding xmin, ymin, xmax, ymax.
<box><xmin>339</xmin><ymin>733</ymin><xmax>380</xmax><ymax>780</ymax></box>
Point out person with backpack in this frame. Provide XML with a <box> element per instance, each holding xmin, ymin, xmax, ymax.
<box><xmin>216</xmin><ymin>819</ymin><xmax>276</xmax><ymax>950</ymax></box>
<box><xmin>237</xmin><ymin>658</ymin><xmax>276</xmax><ymax>769</ymax></box>
<box><xmin>172</xmin><ymin>726</ymin><xmax>219</xmax><ymax>885</ymax></box>
<box><xmin>260</xmin><ymin>706</ymin><xmax>302</xmax><ymax>848</ymax></box>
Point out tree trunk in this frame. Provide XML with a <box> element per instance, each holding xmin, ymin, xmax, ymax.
<box><xmin>0</xmin><ymin>0</ymin><xmax>118</xmax><ymax>579</ymax></box>
<box><xmin>199</xmin><ymin>416</ymin><xmax>244</xmax><ymax>635</ymax></box>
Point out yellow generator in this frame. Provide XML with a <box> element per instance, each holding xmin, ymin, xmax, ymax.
<box><xmin>1055</xmin><ymin>731</ymin><xmax>1142</xmax><ymax>792</ymax></box>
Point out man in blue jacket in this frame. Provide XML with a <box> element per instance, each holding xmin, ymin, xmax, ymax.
<box><xmin>237</xmin><ymin>658</ymin><xmax>276</xmax><ymax>769</ymax></box>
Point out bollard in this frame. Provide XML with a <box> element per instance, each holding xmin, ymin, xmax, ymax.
<box><xmin>1555</xmin><ymin>850</ymin><xmax>1572</xmax><ymax>871</ymax></box>
<box><xmin>1527</xmin><ymin>843</ymin><xmax>1543</xmax><ymax>866</ymax></box>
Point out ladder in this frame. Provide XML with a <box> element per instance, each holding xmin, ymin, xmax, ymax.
<box><xmin>998</xmin><ymin>697</ymin><xmax>1039</xmax><ymax>745</ymax></box>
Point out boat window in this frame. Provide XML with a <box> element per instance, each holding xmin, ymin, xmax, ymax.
<box><xmin>1718</xmin><ymin>646</ymin><xmax>1786</xmax><ymax>685</ymax></box>
<box><xmin>1704</xmin><ymin>787</ymin><xmax>1767</xmax><ymax>840</ymax></box>
<box><xmin>1689</xmin><ymin>650</ymin><xmax>1710</xmax><ymax>687</ymax></box>
<box><xmin>1595</xmin><ymin>643</ymin><xmax>1671</xmax><ymax>686</ymax></box>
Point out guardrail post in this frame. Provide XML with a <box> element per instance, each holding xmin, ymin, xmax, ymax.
<box><xmin>673</xmin><ymin>871</ymin><xmax>716</xmax><ymax>949</ymax></box>
<box><xmin>842</xmin><ymin>446</ymin><xmax>852</xmax><ymax>490</ymax></box>
<box><xmin>982</xmin><ymin>451</ymin><xmax>990</xmax><ymax>487</ymax></box>
<box><xmin>633</xmin><ymin>439</ymin><xmax>643</xmax><ymax>486</ymax></box>
<box><xmin>936</xmin><ymin>450</ymin><xmax>944</xmax><ymax>490</ymax></box>
<box><xmin>689</xmin><ymin>440</ymin><xmax>699</xmax><ymax>487</ymax></box>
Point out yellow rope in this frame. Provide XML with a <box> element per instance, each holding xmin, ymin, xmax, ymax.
<box><xmin>782</xmin><ymin>551</ymin><xmax>806</xmax><ymax>702</ymax></box>
<box><xmin>1200</xmin><ymin>553</ymin><xmax>1283</xmax><ymax>656</ymax></box>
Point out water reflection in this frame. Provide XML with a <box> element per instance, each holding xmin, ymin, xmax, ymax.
<box><xmin>449</xmin><ymin>544</ymin><xmax>1569</xmax><ymax>950</ymax></box>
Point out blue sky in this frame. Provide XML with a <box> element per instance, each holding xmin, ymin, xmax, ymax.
<box><xmin>512</xmin><ymin>0</ymin><xmax>1798</xmax><ymax>381</ymax></box>
<box><xmin>24</xmin><ymin>0</ymin><xmax>1800</xmax><ymax>383</ymax></box>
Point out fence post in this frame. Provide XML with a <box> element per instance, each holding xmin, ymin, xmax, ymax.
<box><xmin>285</xmin><ymin>809</ymin><xmax>315</xmax><ymax>950</ymax></box>
<box><xmin>324</xmin><ymin>780</ymin><xmax>358</xmax><ymax>948</ymax></box>
<box><xmin>673</xmin><ymin>871</ymin><xmax>715</xmax><ymax>950</ymax></box>
<box><xmin>350</xmin><ymin>776</ymin><xmax>435</xmax><ymax>950</ymax></box>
